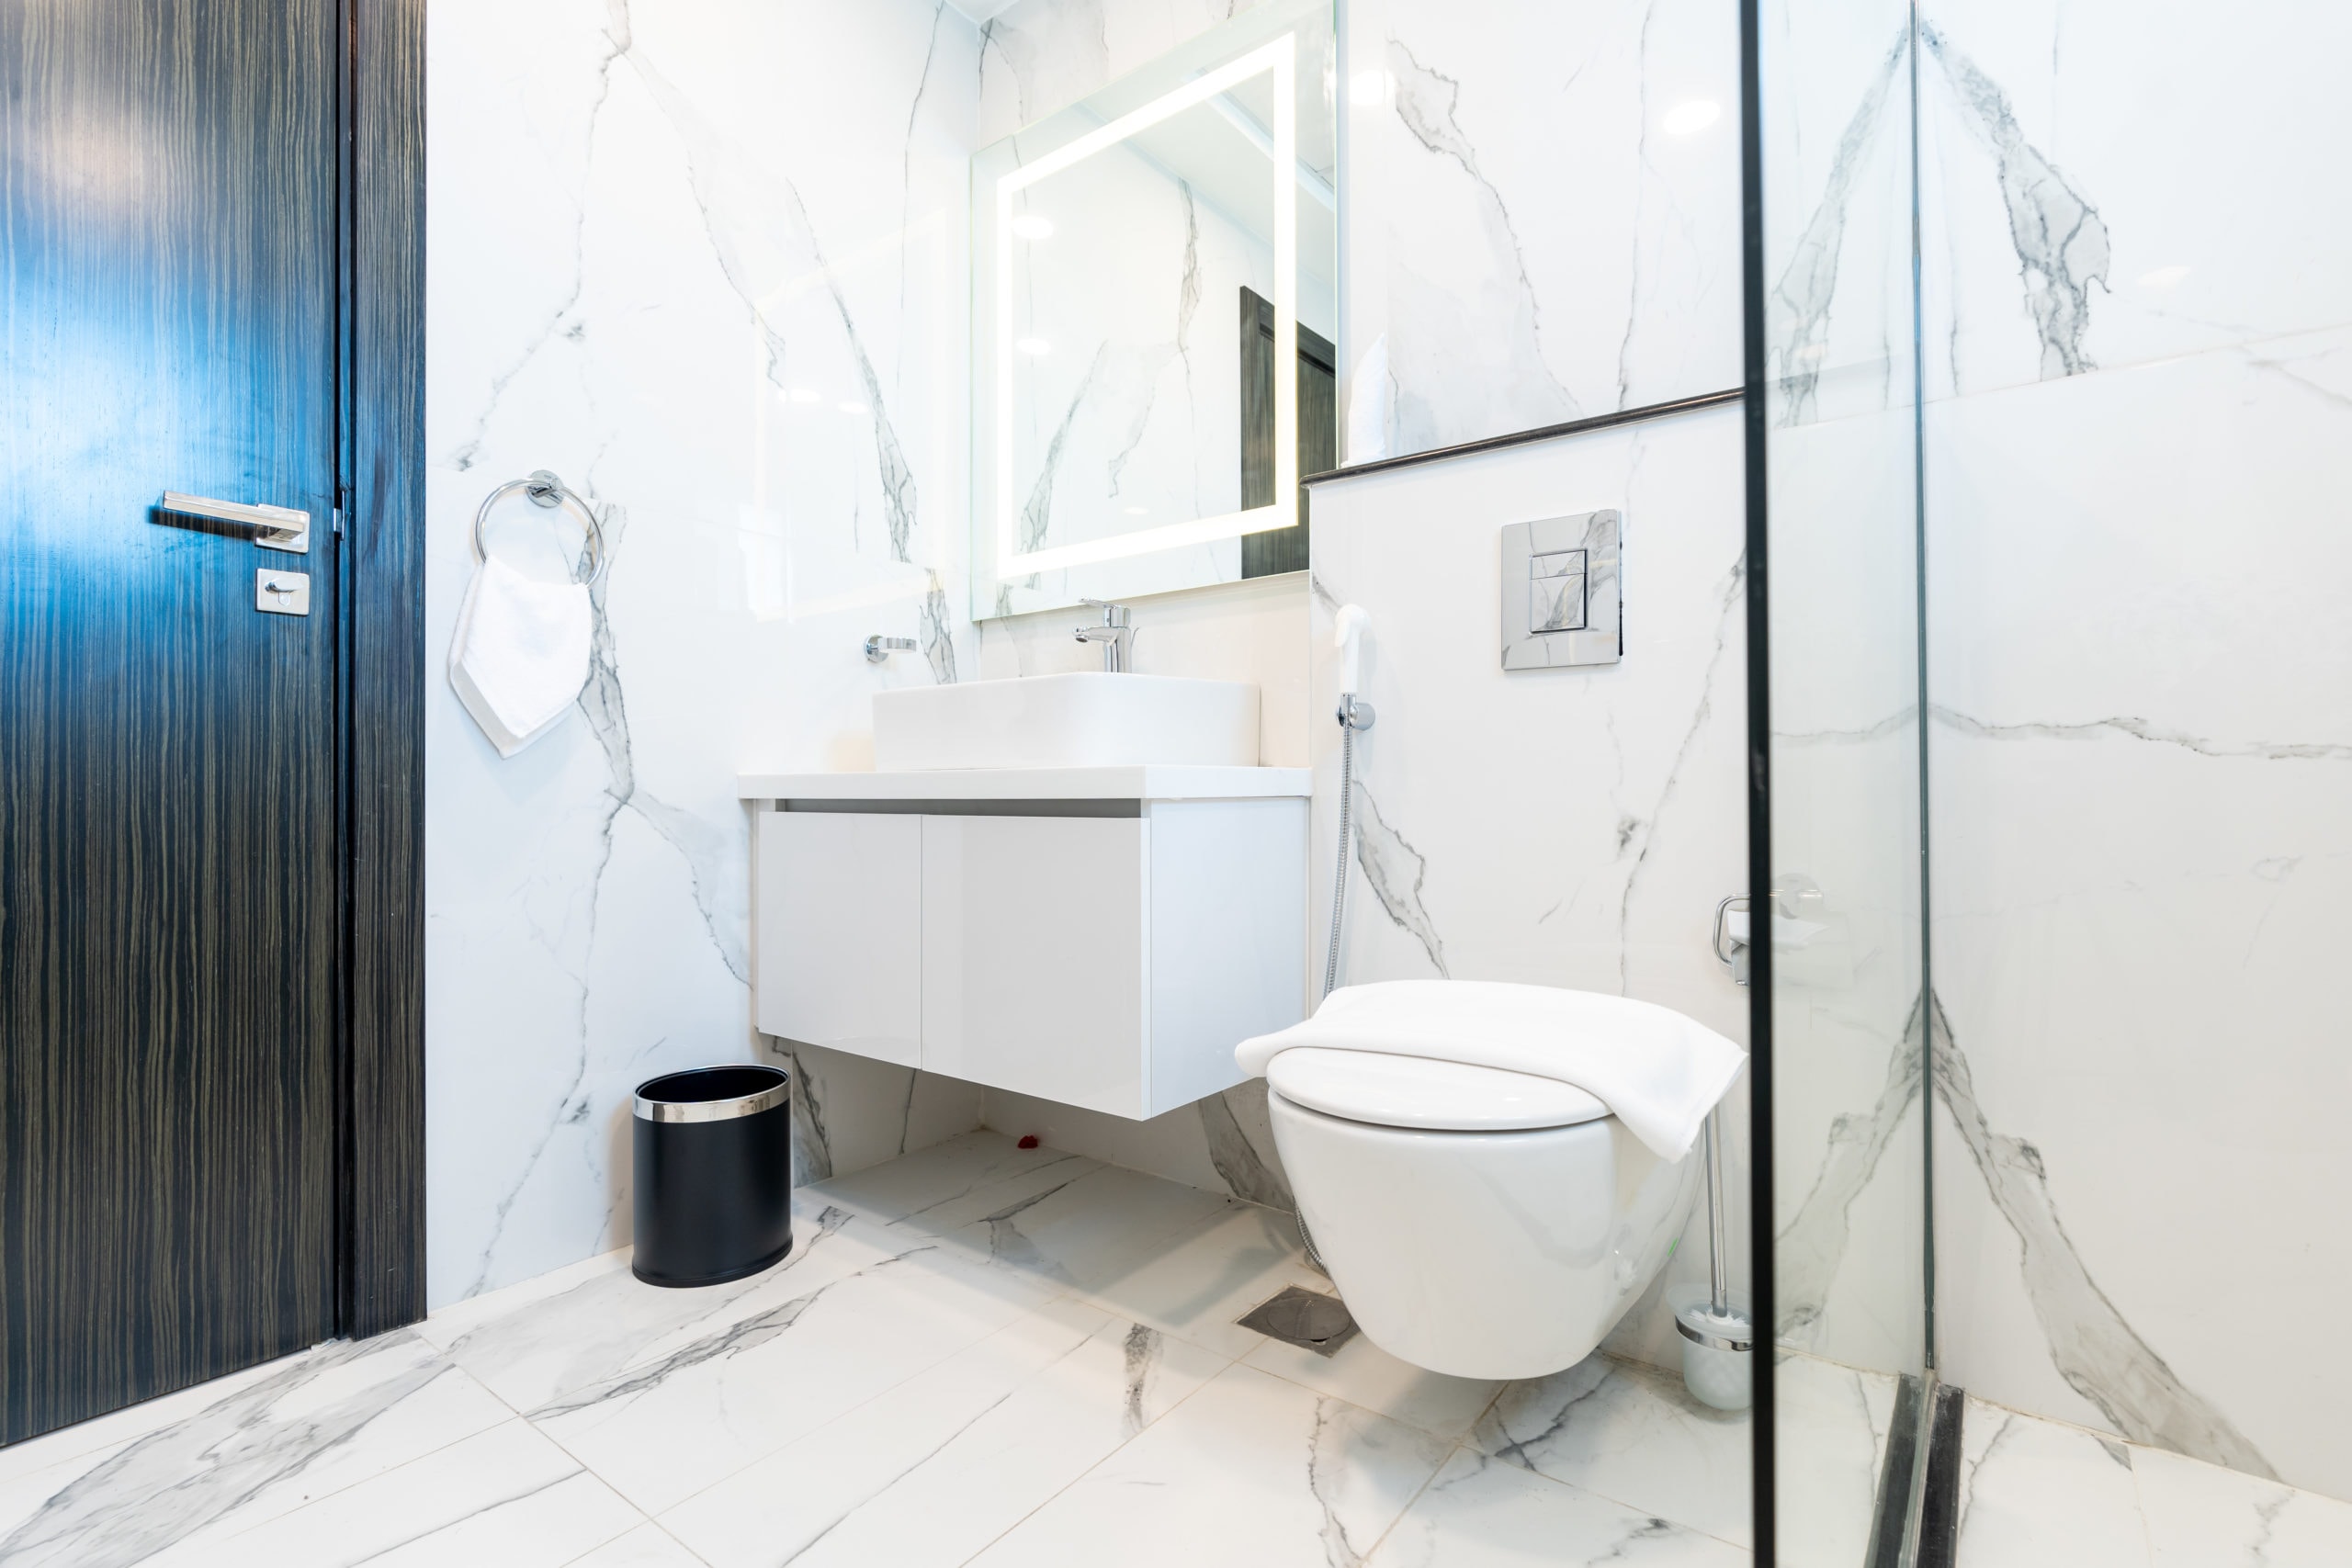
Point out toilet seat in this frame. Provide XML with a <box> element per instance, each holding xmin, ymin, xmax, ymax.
<box><xmin>1264</xmin><ymin>1047</ymin><xmax>1609</xmax><ymax>1133</ymax></box>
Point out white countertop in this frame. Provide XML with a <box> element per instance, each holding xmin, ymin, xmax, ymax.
<box><xmin>737</xmin><ymin>765</ymin><xmax>1312</xmax><ymax>802</ymax></box>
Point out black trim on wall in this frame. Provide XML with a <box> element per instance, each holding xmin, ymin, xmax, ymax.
<box><xmin>1296</xmin><ymin>388</ymin><xmax>1742</xmax><ymax>488</ymax></box>
<box><xmin>1739</xmin><ymin>0</ymin><xmax>1777</xmax><ymax>1560</ymax></box>
<box><xmin>338</xmin><ymin>0</ymin><xmax>427</xmax><ymax>1340</ymax></box>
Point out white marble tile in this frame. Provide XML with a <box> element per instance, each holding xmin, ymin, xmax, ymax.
<box><xmin>1472</xmin><ymin>1354</ymin><xmax>1750</xmax><ymax>1549</ymax></box>
<box><xmin>806</xmin><ymin>1127</ymin><xmax>1103</xmax><ymax>1233</ymax></box>
<box><xmin>1952</xmin><ymin>1399</ymin><xmax>2150</xmax><ymax>1568</ymax></box>
<box><xmin>432</xmin><ymin>1199</ymin><xmax>907</xmax><ymax>1416</ymax></box>
<box><xmin>967</xmin><ymin>1362</ymin><xmax>1453</xmax><ymax>1567</ymax></box>
<box><xmin>1367</xmin><ymin>1449</ymin><xmax>1751</xmax><ymax>1568</ymax></box>
<box><xmin>1344</xmin><ymin>0</ymin><xmax>1742</xmax><ymax>457</ymax></box>
<box><xmin>424</xmin><ymin>0</ymin><xmax>988</xmax><ymax>1311</ymax></box>
<box><xmin>526</xmin><ymin>1238</ymin><xmax>1066</xmax><ymax>1515</ymax></box>
<box><xmin>1917</xmin><ymin>5</ymin><xmax>2352</xmax><ymax>403</ymax></box>
<box><xmin>910</xmin><ymin>1157</ymin><xmax>1241</xmax><ymax>1296</ymax></box>
<box><xmin>150</xmin><ymin>1420</ymin><xmax>644</xmax><ymax>1568</ymax></box>
<box><xmin>1924</xmin><ymin>333</ymin><xmax>2352</xmax><ymax>1493</ymax></box>
<box><xmin>0</xmin><ymin>1334</ymin><xmax>510</xmax><ymax>1568</ymax></box>
<box><xmin>571</xmin><ymin>1523</ymin><xmax>711</xmax><ymax>1567</ymax></box>
<box><xmin>660</xmin><ymin>1297</ymin><xmax>1227</xmax><ymax>1568</ymax></box>
<box><xmin>1244</xmin><ymin>1328</ymin><xmax>1502</xmax><ymax>1445</ymax></box>
<box><xmin>1771</xmin><ymin>1353</ymin><xmax>1900</xmax><ymax>1568</ymax></box>
<box><xmin>2133</xmin><ymin>1445</ymin><xmax>2352</xmax><ymax>1568</ymax></box>
<box><xmin>1072</xmin><ymin>1198</ymin><xmax>1322</xmax><ymax>1360</ymax></box>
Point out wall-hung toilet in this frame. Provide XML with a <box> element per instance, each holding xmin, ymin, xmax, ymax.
<box><xmin>1263</xmin><ymin>1046</ymin><xmax>1702</xmax><ymax>1382</ymax></box>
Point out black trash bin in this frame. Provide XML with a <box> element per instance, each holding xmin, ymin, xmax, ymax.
<box><xmin>631</xmin><ymin>1064</ymin><xmax>794</xmax><ymax>1287</ymax></box>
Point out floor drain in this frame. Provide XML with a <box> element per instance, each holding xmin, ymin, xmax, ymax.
<box><xmin>1238</xmin><ymin>1285</ymin><xmax>1359</xmax><ymax>1358</ymax></box>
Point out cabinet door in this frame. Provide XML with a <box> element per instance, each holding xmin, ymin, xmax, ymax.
<box><xmin>922</xmin><ymin>815</ymin><xmax>1148</xmax><ymax>1116</ymax></box>
<box><xmin>753</xmin><ymin>809</ymin><xmax>922</xmax><ymax>1066</ymax></box>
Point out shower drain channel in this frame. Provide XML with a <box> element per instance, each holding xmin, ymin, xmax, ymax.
<box><xmin>1238</xmin><ymin>1285</ymin><xmax>1360</xmax><ymax>1358</ymax></box>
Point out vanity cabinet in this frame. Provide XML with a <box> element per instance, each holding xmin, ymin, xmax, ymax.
<box><xmin>745</xmin><ymin>770</ymin><xmax>1309</xmax><ymax>1121</ymax></box>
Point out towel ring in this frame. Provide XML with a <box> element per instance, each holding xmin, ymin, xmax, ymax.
<box><xmin>472</xmin><ymin>468</ymin><xmax>606</xmax><ymax>585</ymax></box>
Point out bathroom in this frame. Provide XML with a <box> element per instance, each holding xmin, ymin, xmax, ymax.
<box><xmin>1</xmin><ymin>0</ymin><xmax>2346</xmax><ymax>1563</ymax></box>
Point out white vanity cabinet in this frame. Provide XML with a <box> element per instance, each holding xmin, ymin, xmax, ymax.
<box><xmin>743</xmin><ymin>768</ymin><xmax>1310</xmax><ymax>1121</ymax></box>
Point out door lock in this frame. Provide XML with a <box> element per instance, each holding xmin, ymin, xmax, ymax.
<box><xmin>255</xmin><ymin>570</ymin><xmax>311</xmax><ymax>616</ymax></box>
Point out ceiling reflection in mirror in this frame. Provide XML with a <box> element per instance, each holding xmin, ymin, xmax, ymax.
<box><xmin>973</xmin><ymin>1</ymin><xmax>1337</xmax><ymax>620</ymax></box>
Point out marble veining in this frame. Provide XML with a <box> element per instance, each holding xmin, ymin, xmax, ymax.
<box><xmin>1930</xmin><ymin>997</ymin><xmax>2274</xmax><ymax>1479</ymax></box>
<box><xmin>1349</xmin><ymin>779</ymin><xmax>1450</xmax><ymax>980</ymax></box>
<box><xmin>0</xmin><ymin>1132</ymin><xmax>1774</xmax><ymax>1566</ymax></box>
<box><xmin>427</xmin><ymin>0</ymin><xmax>987</xmax><ymax>1308</ymax></box>
<box><xmin>1918</xmin><ymin>24</ymin><xmax>2109</xmax><ymax>382</ymax></box>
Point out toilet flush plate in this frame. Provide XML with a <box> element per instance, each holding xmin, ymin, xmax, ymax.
<box><xmin>1500</xmin><ymin>510</ymin><xmax>1621</xmax><ymax>671</ymax></box>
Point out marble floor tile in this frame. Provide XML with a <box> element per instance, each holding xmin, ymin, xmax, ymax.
<box><xmin>1471</xmin><ymin>1354</ymin><xmax>1751</xmax><ymax>1549</ymax></box>
<box><xmin>1369</xmin><ymin>1449</ymin><xmax>1751</xmax><ymax>1567</ymax></box>
<box><xmin>806</xmin><ymin>1127</ymin><xmax>1102</xmax><ymax>1235</ymax></box>
<box><xmin>433</xmin><ymin>1197</ymin><xmax>906</xmax><ymax>1414</ymax></box>
<box><xmin>1952</xmin><ymin>1397</ymin><xmax>2152</xmax><ymax>1568</ymax></box>
<box><xmin>2132</xmin><ymin>1444</ymin><xmax>2352</xmax><ymax>1568</ymax></box>
<box><xmin>571</xmin><ymin>1522</ymin><xmax>712</xmax><ymax>1565</ymax></box>
<box><xmin>149</xmin><ymin>1419</ymin><xmax>644</xmax><ymax>1568</ymax></box>
<box><xmin>526</xmin><ymin>1237</ymin><xmax>1066</xmax><ymax>1515</ymax></box>
<box><xmin>966</xmin><ymin>1362</ymin><xmax>1455</xmax><ymax>1567</ymax></box>
<box><xmin>1770</xmin><ymin>1352</ymin><xmax>1900</xmax><ymax>1568</ymax></box>
<box><xmin>1242</xmin><ymin>1325</ymin><xmax>1505</xmax><ymax>1444</ymax></box>
<box><xmin>0</xmin><ymin>1333</ymin><xmax>512</xmax><ymax>1568</ymax></box>
<box><xmin>914</xmin><ymin>1158</ymin><xmax>1240</xmax><ymax>1297</ymax></box>
<box><xmin>660</xmin><ymin>1297</ymin><xmax>1229</xmax><ymax>1568</ymax></box>
<box><xmin>1069</xmin><ymin>1198</ymin><xmax>1326</xmax><ymax>1360</ymax></box>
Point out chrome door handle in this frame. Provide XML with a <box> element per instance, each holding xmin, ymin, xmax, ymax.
<box><xmin>158</xmin><ymin>491</ymin><xmax>311</xmax><ymax>554</ymax></box>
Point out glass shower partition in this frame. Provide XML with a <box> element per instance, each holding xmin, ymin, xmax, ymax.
<box><xmin>1758</xmin><ymin>1</ymin><xmax>1934</xmax><ymax>1561</ymax></box>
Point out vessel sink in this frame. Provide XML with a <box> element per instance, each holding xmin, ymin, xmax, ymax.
<box><xmin>873</xmin><ymin>672</ymin><xmax>1260</xmax><ymax>770</ymax></box>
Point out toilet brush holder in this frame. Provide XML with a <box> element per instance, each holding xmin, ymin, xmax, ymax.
<box><xmin>1675</xmin><ymin>1104</ymin><xmax>1752</xmax><ymax>1411</ymax></box>
<box><xmin>1672</xmin><ymin>1282</ymin><xmax>1754</xmax><ymax>1411</ymax></box>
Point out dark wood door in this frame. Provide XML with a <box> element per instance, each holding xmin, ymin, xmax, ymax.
<box><xmin>1</xmin><ymin>0</ymin><xmax>344</xmax><ymax>1443</ymax></box>
<box><xmin>1238</xmin><ymin>286</ymin><xmax>1337</xmax><ymax>580</ymax></box>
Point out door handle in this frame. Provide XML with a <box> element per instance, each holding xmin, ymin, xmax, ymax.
<box><xmin>157</xmin><ymin>491</ymin><xmax>310</xmax><ymax>554</ymax></box>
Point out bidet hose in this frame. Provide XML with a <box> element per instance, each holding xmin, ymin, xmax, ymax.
<box><xmin>1321</xmin><ymin>715</ymin><xmax>1357</xmax><ymax>1000</ymax></box>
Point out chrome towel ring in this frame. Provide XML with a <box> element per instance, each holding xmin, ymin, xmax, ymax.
<box><xmin>472</xmin><ymin>468</ymin><xmax>606</xmax><ymax>584</ymax></box>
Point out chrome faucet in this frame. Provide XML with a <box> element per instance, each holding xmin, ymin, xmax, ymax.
<box><xmin>1073</xmin><ymin>598</ymin><xmax>1136</xmax><ymax>671</ymax></box>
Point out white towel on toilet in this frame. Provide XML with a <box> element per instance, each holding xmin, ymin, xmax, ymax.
<box><xmin>448</xmin><ymin>556</ymin><xmax>594</xmax><ymax>758</ymax></box>
<box><xmin>1235</xmin><ymin>980</ymin><xmax>1746</xmax><ymax>1161</ymax></box>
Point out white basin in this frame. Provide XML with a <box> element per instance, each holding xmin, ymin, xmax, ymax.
<box><xmin>873</xmin><ymin>672</ymin><xmax>1260</xmax><ymax>771</ymax></box>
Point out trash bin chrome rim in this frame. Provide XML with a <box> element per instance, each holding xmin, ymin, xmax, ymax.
<box><xmin>632</xmin><ymin>1065</ymin><xmax>790</xmax><ymax>1123</ymax></box>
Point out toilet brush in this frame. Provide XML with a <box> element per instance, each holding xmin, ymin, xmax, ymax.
<box><xmin>1674</xmin><ymin>1105</ymin><xmax>1753</xmax><ymax>1410</ymax></box>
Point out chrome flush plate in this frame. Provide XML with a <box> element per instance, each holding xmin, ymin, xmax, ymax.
<box><xmin>1500</xmin><ymin>510</ymin><xmax>1620</xmax><ymax>670</ymax></box>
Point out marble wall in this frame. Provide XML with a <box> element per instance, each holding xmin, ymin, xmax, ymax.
<box><xmin>1918</xmin><ymin>2</ymin><xmax>2352</xmax><ymax>1502</ymax></box>
<box><xmin>424</xmin><ymin>0</ymin><xmax>990</xmax><ymax>1307</ymax></box>
<box><xmin>1763</xmin><ymin>0</ymin><xmax>2352</xmax><ymax>1503</ymax></box>
<box><xmin>1340</xmin><ymin>0</ymin><xmax>1741</xmax><ymax>459</ymax></box>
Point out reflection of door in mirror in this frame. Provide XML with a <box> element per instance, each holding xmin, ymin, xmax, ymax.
<box><xmin>1238</xmin><ymin>285</ymin><xmax>1335</xmax><ymax>579</ymax></box>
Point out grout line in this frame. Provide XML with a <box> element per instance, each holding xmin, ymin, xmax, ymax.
<box><xmin>948</xmin><ymin>1346</ymin><xmax>1246</xmax><ymax>1568</ymax></box>
<box><xmin>1358</xmin><ymin>1440</ymin><xmax>1463</xmax><ymax>1563</ymax></box>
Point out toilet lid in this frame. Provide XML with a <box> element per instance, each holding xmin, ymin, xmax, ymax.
<box><xmin>1266</xmin><ymin>1048</ymin><xmax>1611</xmax><ymax>1132</ymax></box>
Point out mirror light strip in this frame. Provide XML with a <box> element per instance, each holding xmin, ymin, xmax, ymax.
<box><xmin>997</xmin><ymin>31</ymin><xmax>1304</xmax><ymax>576</ymax></box>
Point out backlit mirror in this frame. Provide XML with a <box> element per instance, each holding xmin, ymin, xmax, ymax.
<box><xmin>972</xmin><ymin>0</ymin><xmax>1337</xmax><ymax>619</ymax></box>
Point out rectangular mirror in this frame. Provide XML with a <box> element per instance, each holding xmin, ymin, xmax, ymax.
<box><xmin>973</xmin><ymin>0</ymin><xmax>1337</xmax><ymax>620</ymax></box>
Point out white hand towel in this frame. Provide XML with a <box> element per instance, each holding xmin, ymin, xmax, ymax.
<box><xmin>1235</xmin><ymin>979</ymin><xmax>1746</xmax><ymax>1161</ymax></box>
<box><xmin>448</xmin><ymin>556</ymin><xmax>593</xmax><ymax>758</ymax></box>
